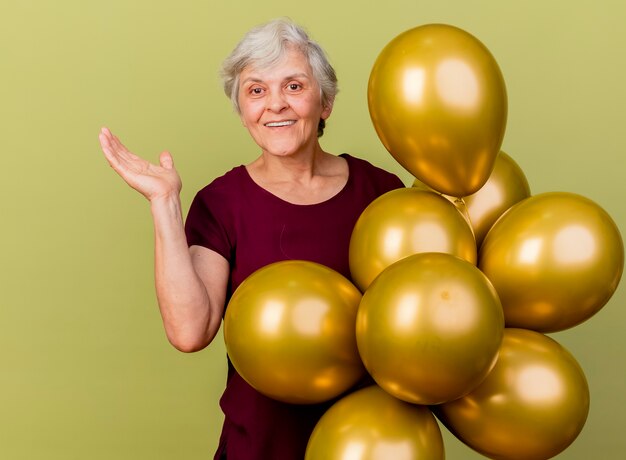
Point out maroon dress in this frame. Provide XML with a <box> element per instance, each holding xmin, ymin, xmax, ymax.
<box><xmin>185</xmin><ymin>154</ymin><xmax>404</xmax><ymax>460</ymax></box>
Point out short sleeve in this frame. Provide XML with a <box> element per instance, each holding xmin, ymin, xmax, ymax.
<box><xmin>341</xmin><ymin>154</ymin><xmax>405</xmax><ymax>197</ymax></box>
<box><xmin>184</xmin><ymin>185</ymin><xmax>234</xmax><ymax>262</ymax></box>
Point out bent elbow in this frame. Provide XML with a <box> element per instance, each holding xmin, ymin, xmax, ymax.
<box><xmin>167</xmin><ymin>333</ymin><xmax>211</xmax><ymax>353</ymax></box>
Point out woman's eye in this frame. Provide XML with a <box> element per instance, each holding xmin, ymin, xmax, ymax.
<box><xmin>250</xmin><ymin>87</ymin><xmax>263</xmax><ymax>95</ymax></box>
<box><xmin>288</xmin><ymin>83</ymin><xmax>301</xmax><ymax>91</ymax></box>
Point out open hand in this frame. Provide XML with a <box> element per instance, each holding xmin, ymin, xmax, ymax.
<box><xmin>99</xmin><ymin>127</ymin><xmax>182</xmax><ymax>201</ymax></box>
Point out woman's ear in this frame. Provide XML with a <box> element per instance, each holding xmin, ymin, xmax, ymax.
<box><xmin>321</xmin><ymin>98</ymin><xmax>334</xmax><ymax>120</ymax></box>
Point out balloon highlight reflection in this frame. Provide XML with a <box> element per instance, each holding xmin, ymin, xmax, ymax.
<box><xmin>413</xmin><ymin>150</ymin><xmax>531</xmax><ymax>247</ymax></box>
<box><xmin>437</xmin><ymin>329</ymin><xmax>590</xmax><ymax>460</ymax></box>
<box><xmin>480</xmin><ymin>192</ymin><xmax>624</xmax><ymax>332</ymax></box>
<box><xmin>224</xmin><ymin>261</ymin><xmax>365</xmax><ymax>404</ymax></box>
<box><xmin>305</xmin><ymin>386</ymin><xmax>444</xmax><ymax>460</ymax></box>
<box><xmin>356</xmin><ymin>253</ymin><xmax>504</xmax><ymax>405</ymax></box>
<box><xmin>368</xmin><ymin>23</ymin><xmax>507</xmax><ymax>197</ymax></box>
<box><xmin>349</xmin><ymin>188</ymin><xmax>477</xmax><ymax>292</ymax></box>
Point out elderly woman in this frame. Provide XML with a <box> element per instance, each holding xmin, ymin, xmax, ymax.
<box><xmin>99</xmin><ymin>18</ymin><xmax>403</xmax><ymax>460</ymax></box>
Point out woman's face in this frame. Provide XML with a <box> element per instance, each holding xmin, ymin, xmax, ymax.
<box><xmin>238</xmin><ymin>47</ymin><xmax>332</xmax><ymax>159</ymax></box>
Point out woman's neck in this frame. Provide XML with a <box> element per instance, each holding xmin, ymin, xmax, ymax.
<box><xmin>245</xmin><ymin>146</ymin><xmax>349</xmax><ymax>205</ymax></box>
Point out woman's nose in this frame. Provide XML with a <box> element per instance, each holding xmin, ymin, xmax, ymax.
<box><xmin>266</xmin><ymin>91</ymin><xmax>288</xmax><ymax>112</ymax></box>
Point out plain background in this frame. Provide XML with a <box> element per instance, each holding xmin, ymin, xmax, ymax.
<box><xmin>1</xmin><ymin>0</ymin><xmax>624</xmax><ymax>458</ymax></box>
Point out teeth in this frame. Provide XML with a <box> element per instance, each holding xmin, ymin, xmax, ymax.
<box><xmin>265</xmin><ymin>120</ymin><xmax>295</xmax><ymax>127</ymax></box>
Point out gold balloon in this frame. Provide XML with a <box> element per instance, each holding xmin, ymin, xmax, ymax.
<box><xmin>349</xmin><ymin>188</ymin><xmax>476</xmax><ymax>292</ymax></box>
<box><xmin>437</xmin><ymin>328</ymin><xmax>590</xmax><ymax>460</ymax></box>
<box><xmin>413</xmin><ymin>151</ymin><xmax>531</xmax><ymax>247</ymax></box>
<box><xmin>224</xmin><ymin>260</ymin><xmax>366</xmax><ymax>404</ymax></box>
<box><xmin>479</xmin><ymin>192</ymin><xmax>624</xmax><ymax>332</ymax></box>
<box><xmin>356</xmin><ymin>253</ymin><xmax>504</xmax><ymax>405</ymax></box>
<box><xmin>368</xmin><ymin>24</ymin><xmax>507</xmax><ymax>197</ymax></box>
<box><xmin>463</xmin><ymin>150</ymin><xmax>530</xmax><ymax>246</ymax></box>
<box><xmin>305</xmin><ymin>385</ymin><xmax>444</xmax><ymax>460</ymax></box>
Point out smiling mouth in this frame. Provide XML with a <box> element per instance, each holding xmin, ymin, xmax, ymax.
<box><xmin>264</xmin><ymin>120</ymin><xmax>296</xmax><ymax>127</ymax></box>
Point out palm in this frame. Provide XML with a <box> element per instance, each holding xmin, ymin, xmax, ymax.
<box><xmin>99</xmin><ymin>127</ymin><xmax>182</xmax><ymax>201</ymax></box>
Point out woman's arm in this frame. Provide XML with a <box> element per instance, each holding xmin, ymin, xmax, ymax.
<box><xmin>99</xmin><ymin>127</ymin><xmax>227</xmax><ymax>352</ymax></box>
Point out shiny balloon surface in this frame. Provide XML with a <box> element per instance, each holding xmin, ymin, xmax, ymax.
<box><xmin>413</xmin><ymin>150</ymin><xmax>530</xmax><ymax>247</ymax></box>
<box><xmin>479</xmin><ymin>192</ymin><xmax>624</xmax><ymax>332</ymax></box>
<box><xmin>462</xmin><ymin>150</ymin><xmax>530</xmax><ymax>246</ymax></box>
<box><xmin>224</xmin><ymin>260</ymin><xmax>365</xmax><ymax>404</ymax></box>
<box><xmin>368</xmin><ymin>23</ymin><xmax>507</xmax><ymax>197</ymax></box>
<box><xmin>356</xmin><ymin>253</ymin><xmax>504</xmax><ymax>405</ymax></box>
<box><xmin>305</xmin><ymin>385</ymin><xmax>444</xmax><ymax>460</ymax></box>
<box><xmin>437</xmin><ymin>328</ymin><xmax>590</xmax><ymax>460</ymax></box>
<box><xmin>349</xmin><ymin>188</ymin><xmax>476</xmax><ymax>292</ymax></box>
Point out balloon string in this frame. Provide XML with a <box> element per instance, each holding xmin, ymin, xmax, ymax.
<box><xmin>453</xmin><ymin>197</ymin><xmax>476</xmax><ymax>242</ymax></box>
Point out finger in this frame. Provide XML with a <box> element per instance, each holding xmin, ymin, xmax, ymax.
<box><xmin>99</xmin><ymin>132</ymin><xmax>126</xmax><ymax>163</ymax></box>
<box><xmin>99</xmin><ymin>132</ymin><xmax>115</xmax><ymax>157</ymax></box>
<box><xmin>99</xmin><ymin>131</ymin><xmax>137</xmax><ymax>173</ymax></box>
<box><xmin>99</xmin><ymin>128</ymin><xmax>154</xmax><ymax>173</ymax></box>
<box><xmin>99</xmin><ymin>133</ymin><xmax>124</xmax><ymax>168</ymax></box>
<box><xmin>106</xmin><ymin>131</ymin><xmax>142</xmax><ymax>162</ymax></box>
<box><xmin>99</xmin><ymin>128</ymin><xmax>123</xmax><ymax>155</ymax></box>
<box><xmin>159</xmin><ymin>151</ymin><xmax>174</xmax><ymax>170</ymax></box>
<box><xmin>100</xmin><ymin>127</ymin><xmax>118</xmax><ymax>149</ymax></box>
<box><xmin>109</xmin><ymin>133</ymin><xmax>127</xmax><ymax>152</ymax></box>
<box><xmin>102</xmin><ymin>128</ymin><xmax>129</xmax><ymax>155</ymax></box>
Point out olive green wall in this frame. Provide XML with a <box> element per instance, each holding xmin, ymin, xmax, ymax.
<box><xmin>1</xmin><ymin>0</ymin><xmax>624</xmax><ymax>458</ymax></box>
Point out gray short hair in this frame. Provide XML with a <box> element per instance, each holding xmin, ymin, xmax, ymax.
<box><xmin>221</xmin><ymin>18</ymin><xmax>338</xmax><ymax>136</ymax></box>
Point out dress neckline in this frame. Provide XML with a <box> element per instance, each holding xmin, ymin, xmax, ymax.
<box><xmin>240</xmin><ymin>153</ymin><xmax>353</xmax><ymax>207</ymax></box>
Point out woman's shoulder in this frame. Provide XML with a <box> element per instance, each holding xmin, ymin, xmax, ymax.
<box><xmin>341</xmin><ymin>153</ymin><xmax>405</xmax><ymax>190</ymax></box>
<box><xmin>194</xmin><ymin>165</ymin><xmax>248</xmax><ymax>198</ymax></box>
